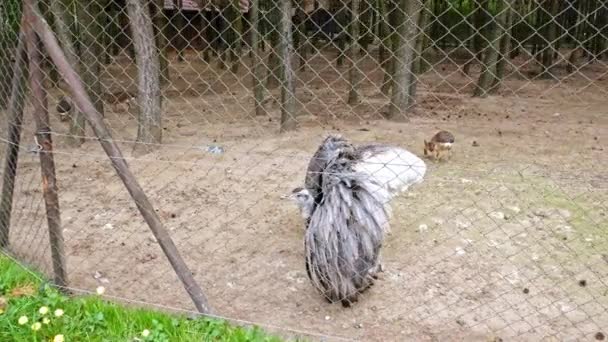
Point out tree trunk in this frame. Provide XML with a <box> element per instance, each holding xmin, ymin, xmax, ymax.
<box><xmin>491</xmin><ymin>1</ymin><xmax>513</xmax><ymax>92</ymax></box>
<box><xmin>2</xmin><ymin>1</ymin><xmax>24</xmax><ymax>106</ymax></box>
<box><xmin>334</xmin><ymin>1</ymin><xmax>347</xmax><ymax>68</ymax></box>
<box><xmin>251</xmin><ymin>0</ymin><xmax>267</xmax><ymax>116</ymax></box>
<box><xmin>378</xmin><ymin>0</ymin><xmax>391</xmax><ymax>95</ymax></box>
<box><xmin>408</xmin><ymin>0</ymin><xmax>430</xmax><ymax>106</ymax></box>
<box><xmin>294</xmin><ymin>6</ymin><xmax>309</xmax><ymax>71</ymax></box>
<box><xmin>266</xmin><ymin>4</ymin><xmax>281</xmax><ymax>88</ymax></box>
<box><xmin>473</xmin><ymin>0</ymin><xmax>507</xmax><ymax>97</ymax></box>
<box><xmin>153</xmin><ymin>0</ymin><xmax>170</xmax><ymax>83</ymax></box>
<box><xmin>463</xmin><ymin>0</ymin><xmax>488</xmax><ymax>75</ymax></box>
<box><xmin>279</xmin><ymin>0</ymin><xmax>297</xmax><ymax>132</ymax></box>
<box><xmin>0</xmin><ymin>34</ymin><xmax>19</xmax><ymax>109</ymax></box>
<box><xmin>540</xmin><ymin>0</ymin><xmax>559</xmax><ymax>79</ymax></box>
<box><xmin>77</xmin><ymin>0</ymin><xmax>105</xmax><ymax>115</ymax></box>
<box><xmin>50</xmin><ymin>0</ymin><xmax>86</xmax><ymax>146</ymax></box>
<box><xmin>230</xmin><ymin>4</ymin><xmax>243</xmax><ymax>73</ymax></box>
<box><xmin>388</xmin><ymin>0</ymin><xmax>422</xmax><ymax>121</ymax></box>
<box><xmin>174</xmin><ymin>0</ymin><xmax>186</xmax><ymax>62</ymax></box>
<box><xmin>126</xmin><ymin>0</ymin><xmax>163</xmax><ymax>153</ymax></box>
<box><xmin>348</xmin><ymin>0</ymin><xmax>362</xmax><ymax>105</ymax></box>
<box><xmin>592</xmin><ymin>2</ymin><xmax>607</xmax><ymax>60</ymax></box>
<box><xmin>358</xmin><ymin>0</ymin><xmax>374</xmax><ymax>52</ymax></box>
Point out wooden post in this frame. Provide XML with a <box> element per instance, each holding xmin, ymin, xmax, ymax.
<box><xmin>24</xmin><ymin>3</ymin><xmax>68</xmax><ymax>288</ymax></box>
<box><xmin>27</xmin><ymin>2</ymin><xmax>213</xmax><ymax>314</ymax></box>
<box><xmin>0</xmin><ymin>26</ymin><xmax>28</xmax><ymax>249</ymax></box>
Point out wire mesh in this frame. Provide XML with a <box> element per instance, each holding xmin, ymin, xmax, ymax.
<box><xmin>1</xmin><ymin>0</ymin><xmax>607</xmax><ymax>340</ymax></box>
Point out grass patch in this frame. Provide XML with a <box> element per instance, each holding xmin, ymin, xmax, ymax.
<box><xmin>0</xmin><ymin>254</ymin><xmax>284</xmax><ymax>342</ymax></box>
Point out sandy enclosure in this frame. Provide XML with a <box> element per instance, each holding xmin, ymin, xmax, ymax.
<box><xmin>1</xmin><ymin>50</ymin><xmax>608</xmax><ymax>341</ymax></box>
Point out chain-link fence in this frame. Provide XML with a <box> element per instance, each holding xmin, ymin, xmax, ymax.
<box><xmin>1</xmin><ymin>0</ymin><xmax>607</xmax><ymax>340</ymax></box>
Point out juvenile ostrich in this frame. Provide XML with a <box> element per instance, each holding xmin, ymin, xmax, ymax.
<box><xmin>285</xmin><ymin>135</ymin><xmax>427</xmax><ymax>307</ymax></box>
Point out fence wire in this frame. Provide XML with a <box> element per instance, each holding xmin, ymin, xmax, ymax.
<box><xmin>1</xmin><ymin>0</ymin><xmax>607</xmax><ymax>340</ymax></box>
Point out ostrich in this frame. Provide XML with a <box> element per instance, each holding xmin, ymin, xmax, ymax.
<box><xmin>284</xmin><ymin>135</ymin><xmax>427</xmax><ymax>307</ymax></box>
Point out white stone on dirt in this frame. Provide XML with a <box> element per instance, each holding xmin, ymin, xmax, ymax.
<box><xmin>507</xmin><ymin>205</ymin><xmax>521</xmax><ymax>213</ymax></box>
<box><xmin>557</xmin><ymin>209</ymin><xmax>572</xmax><ymax>219</ymax></box>
<box><xmin>490</xmin><ymin>211</ymin><xmax>505</xmax><ymax>220</ymax></box>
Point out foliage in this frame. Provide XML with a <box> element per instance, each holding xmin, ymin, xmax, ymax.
<box><xmin>0</xmin><ymin>255</ymin><xmax>284</xmax><ymax>342</ymax></box>
<box><xmin>0</xmin><ymin>0</ymin><xmax>21</xmax><ymax>60</ymax></box>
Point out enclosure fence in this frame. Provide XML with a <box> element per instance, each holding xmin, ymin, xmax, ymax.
<box><xmin>1</xmin><ymin>0</ymin><xmax>607</xmax><ymax>340</ymax></box>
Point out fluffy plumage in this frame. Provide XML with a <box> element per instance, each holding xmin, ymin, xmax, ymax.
<box><xmin>353</xmin><ymin>143</ymin><xmax>427</xmax><ymax>202</ymax></box>
<box><xmin>305</xmin><ymin>136</ymin><xmax>427</xmax><ymax>214</ymax></box>
<box><xmin>304</xmin><ymin>141</ymin><xmax>390</xmax><ymax>306</ymax></box>
<box><xmin>288</xmin><ymin>134</ymin><xmax>427</xmax><ymax>307</ymax></box>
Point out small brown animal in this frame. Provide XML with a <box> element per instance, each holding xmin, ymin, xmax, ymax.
<box><xmin>111</xmin><ymin>97</ymin><xmax>136</xmax><ymax>113</ymax></box>
<box><xmin>424</xmin><ymin>130</ymin><xmax>455</xmax><ymax>161</ymax></box>
<box><xmin>56</xmin><ymin>96</ymin><xmax>72</xmax><ymax>122</ymax></box>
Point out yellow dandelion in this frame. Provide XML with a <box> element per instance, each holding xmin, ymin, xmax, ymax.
<box><xmin>96</xmin><ymin>286</ymin><xmax>106</xmax><ymax>295</ymax></box>
<box><xmin>53</xmin><ymin>334</ymin><xmax>65</xmax><ymax>342</ymax></box>
<box><xmin>31</xmin><ymin>322</ymin><xmax>42</xmax><ymax>331</ymax></box>
<box><xmin>54</xmin><ymin>309</ymin><xmax>64</xmax><ymax>317</ymax></box>
<box><xmin>18</xmin><ymin>316</ymin><xmax>28</xmax><ymax>325</ymax></box>
<box><xmin>42</xmin><ymin>317</ymin><xmax>51</xmax><ymax>325</ymax></box>
<box><xmin>141</xmin><ymin>329</ymin><xmax>150</xmax><ymax>337</ymax></box>
<box><xmin>39</xmin><ymin>306</ymin><xmax>49</xmax><ymax>315</ymax></box>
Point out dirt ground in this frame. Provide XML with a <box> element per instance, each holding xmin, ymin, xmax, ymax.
<box><xmin>2</xmin><ymin>49</ymin><xmax>608</xmax><ymax>341</ymax></box>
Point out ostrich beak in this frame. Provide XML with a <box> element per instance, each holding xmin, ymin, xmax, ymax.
<box><xmin>280</xmin><ymin>191</ymin><xmax>297</xmax><ymax>201</ymax></box>
<box><xmin>280</xmin><ymin>193</ymin><xmax>290</xmax><ymax>200</ymax></box>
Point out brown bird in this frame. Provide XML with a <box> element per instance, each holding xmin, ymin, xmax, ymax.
<box><xmin>424</xmin><ymin>130</ymin><xmax>455</xmax><ymax>161</ymax></box>
<box><xmin>111</xmin><ymin>97</ymin><xmax>136</xmax><ymax>113</ymax></box>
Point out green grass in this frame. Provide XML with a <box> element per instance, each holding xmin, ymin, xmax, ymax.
<box><xmin>0</xmin><ymin>254</ymin><xmax>284</xmax><ymax>342</ymax></box>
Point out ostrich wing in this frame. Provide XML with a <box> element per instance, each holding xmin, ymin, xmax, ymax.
<box><xmin>354</xmin><ymin>144</ymin><xmax>427</xmax><ymax>199</ymax></box>
<box><xmin>305</xmin><ymin>150</ymin><xmax>390</xmax><ymax>302</ymax></box>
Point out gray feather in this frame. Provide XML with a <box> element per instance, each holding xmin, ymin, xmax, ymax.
<box><xmin>304</xmin><ymin>137</ymin><xmax>390</xmax><ymax>306</ymax></box>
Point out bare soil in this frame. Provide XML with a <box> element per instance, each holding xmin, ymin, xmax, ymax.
<box><xmin>2</xmin><ymin>49</ymin><xmax>608</xmax><ymax>341</ymax></box>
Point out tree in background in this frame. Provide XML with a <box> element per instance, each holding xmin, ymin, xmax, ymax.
<box><xmin>348</xmin><ymin>0</ymin><xmax>362</xmax><ymax>105</ymax></box>
<box><xmin>0</xmin><ymin>0</ymin><xmax>22</xmax><ymax>109</ymax></box>
<box><xmin>473</xmin><ymin>0</ymin><xmax>508</xmax><ymax>97</ymax></box>
<box><xmin>126</xmin><ymin>0</ymin><xmax>163</xmax><ymax>152</ymax></box>
<box><xmin>388</xmin><ymin>0</ymin><xmax>422</xmax><ymax>120</ymax></box>
<box><xmin>279</xmin><ymin>0</ymin><xmax>296</xmax><ymax>132</ymax></box>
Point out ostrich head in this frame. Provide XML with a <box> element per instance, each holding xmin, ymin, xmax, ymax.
<box><xmin>282</xmin><ymin>187</ymin><xmax>315</xmax><ymax>220</ymax></box>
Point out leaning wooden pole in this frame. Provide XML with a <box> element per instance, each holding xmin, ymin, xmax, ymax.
<box><xmin>26</xmin><ymin>0</ymin><xmax>212</xmax><ymax>314</ymax></box>
<box><xmin>24</xmin><ymin>3</ymin><xmax>68</xmax><ymax>288</ymax></box>
<box><xmin>0</xmin><ymin>25</ymin><xmax>28</xmax><ymax>249</ymax></box>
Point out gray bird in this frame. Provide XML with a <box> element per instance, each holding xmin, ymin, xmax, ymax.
<box><xmin>284</xmin><ymin>135</ymin><xmax>427</xmax><ymax>307</ymax></box>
